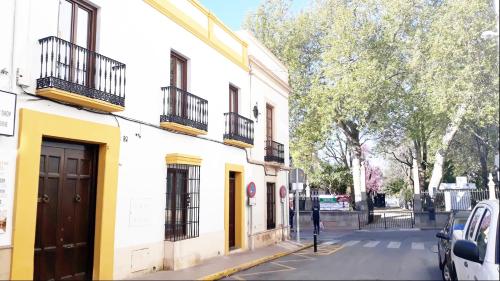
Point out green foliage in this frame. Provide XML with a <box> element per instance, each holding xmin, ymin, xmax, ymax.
<box><xmin>385</xmin><ymin>178</ymin><xmax>406</xmax><ymax>196</ymax></box>
<box><xmin>309</xmin><ymin>162</ymin><xmax>352</xmax><ymax>194</ymax></box>
<box><xmin>245</xmin><ymin>0</ymin><xmax>499</xmax><ymax>186</ymax></box>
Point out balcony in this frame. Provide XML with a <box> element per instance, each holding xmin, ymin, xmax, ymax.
<box><xmin>264</xmin><ymin>140</ymin><xmax>284</xmax><ymax>164</ymax></box>
<box><xmin>160</xmin><ymin>86</ymin><xmax>208</xmax><ymax>135</ymax></box>
<box><xmin>223</xmin><ymin>112</ymin><xmax>254</xmax><ymax>148</ymax></box>
<box><xmin>36</xmin><ymin>36</ymin><xmax>126</xmax><ymax>112</ymax></box>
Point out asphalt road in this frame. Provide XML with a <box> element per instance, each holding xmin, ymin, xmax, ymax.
<box><xmin>224</xmin><ymin>229</ymin><xmax>442</xmax><ymax>280</ymax></box>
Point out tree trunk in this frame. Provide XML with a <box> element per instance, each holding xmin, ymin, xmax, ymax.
<box><xmin>428</xmin><ymin>104</ymin><xmax>467</xmax><ymax>195</ymax></box>
<box><xmin>476</xmin><ymin>134</ymin><xmax>489</xmax><ymax>189</ymax></box>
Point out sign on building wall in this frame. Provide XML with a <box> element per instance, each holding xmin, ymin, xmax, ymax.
<box><xmin>0</xmin><ymin>90</ymin><xmax>17</xmax><ymax>136</ymax></box>
<box><xmin>0</xmin><ymin>150</ymin><xmax>15</xmax><ymax>244</ymax></box>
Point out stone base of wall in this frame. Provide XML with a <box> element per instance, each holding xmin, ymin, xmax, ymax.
<box><xmin>298</xmin><ymin>211</ymin><xmax>362</xmax><ymax>229</ymax></box>
<box><xmin>248</xmin><ymin>226</ymin><xmax>288</xmax><ymax>250</ymax></box>
<box><xmin>414</xmin><ymin>212</ymin><xmax>450</xmax><ymax>229</ymax></box>
<box><xmin>164</xmin><ymin>230</ymin><xmax>224</xmax><ymax>271</ymax></box>
<box><xmin>0</xmin><ymin>247</ymin><xmax>12</xmax><ymax>280</ymax></box>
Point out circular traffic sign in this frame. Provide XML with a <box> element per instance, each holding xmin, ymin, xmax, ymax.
<box><xmin>279</xmin><ymin>185</ymin><xmax>287</xmax><ymax>198</ymax></box>
<box><xmin>247</xmin><ymin>182</ymin><xmax>256</xmax><ymax>198</ymax></box>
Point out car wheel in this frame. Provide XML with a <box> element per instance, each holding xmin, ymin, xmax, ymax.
<box><xmin>438</xmin><ymin>244</ymin><xmax>443</xmax><ymax>270</ymax></box>
<box><xmin>442</xmin><ymin>261</ymin><xmax>451</xmax><ymax>281</ymax></box>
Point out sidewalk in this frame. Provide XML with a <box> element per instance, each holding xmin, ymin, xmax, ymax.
<box><xmin>130</xmin><ymin>240</ymin><xmax>311</xmax><ymax>280</ymax></box>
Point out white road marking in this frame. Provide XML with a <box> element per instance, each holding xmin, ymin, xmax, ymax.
<box><xmin>387</xmin><ymin>241</ymin><xmax>401</xmax><ymax>249</ymax></box>
<box><xmin>411</xmin><ymin>242</ymin><xmax>425</xmax><ymax>250</ymax></box>
<box><xmin>363</xmin><ymin>241</ymin><xmax>380</xmax><ymax>248</ymax></box>
<box><xmin>321</xmin><ymin>240</ymin><xmax>340</xmax><ymax>245</ymax></box>
<box><xmin>343</xmin><ymin>240</ymin><xmax>360</xmax><ymax>246</ymax></box>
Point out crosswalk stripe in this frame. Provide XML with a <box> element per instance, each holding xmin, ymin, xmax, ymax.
<box><xmin>411</xmin><ymin>242</ymin><xmax>425</xmax><ymax>250</ymax></box>
<box><xmin>321</xmin><ymin>240</ymin><xmax>340</xmax><ymax>245</ymax></box>
<box><xmin>363</xmin><ymin>241</ymin><xmax>380</xmax><ymax>247</ymax></box>
<box><xmin>387</xmin><ymin>241</ymin><xmax>401</xmax><ymax>249</ymax></box>
<box><xmin>343</xmin><ymin>240</ymin><xmax>360</xmax><ymax>246</ymax></box>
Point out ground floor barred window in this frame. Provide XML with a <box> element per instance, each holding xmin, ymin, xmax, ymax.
<box><xmin>165</xmin><ymin>164</ymin><xmax>200</xmax><ymax>241</ymax></box>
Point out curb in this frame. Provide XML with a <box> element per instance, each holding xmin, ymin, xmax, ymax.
<box><xmin>197</xmin><ymin>243</ymin><xmax>313</xmax><ymax>281</ymax></box>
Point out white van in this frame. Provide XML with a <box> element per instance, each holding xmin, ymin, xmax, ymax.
<box><xmin>452</xmin><ymin>200</ymin><xmax>499</xmax><ymax>280</ymax></box>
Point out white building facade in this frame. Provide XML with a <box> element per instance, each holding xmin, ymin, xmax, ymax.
<box><xmin>0</xmin><ymin>0</ymin><xmax>291</xmax><ymax>279</ymax></box>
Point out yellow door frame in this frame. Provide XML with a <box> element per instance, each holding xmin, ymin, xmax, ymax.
<box><xmin>10</xmin><ymin>109</ymin><xmax>120</xmax><ymax>280</ymax></box>
<box><xmin>224</xmin><ymin>163</ymin><xmax>246</xmax><ymax>254</ymax></box>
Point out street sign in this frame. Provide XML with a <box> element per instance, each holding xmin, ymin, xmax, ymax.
<box><xmin>279</xmin><ymin>185</ymin><xmax>287</xmax><ymax>198</ymax></box>
<box><xmin>291</xmin><ymin>183</ymin><xmax>303</xmax><ymax>191</ymax></box>
<box><xmin>289</xmin><ymin>168</ymin><xmax>305</xmax><ymax>183</ymax></box>
<box><xmin>246</xmin><ymin>182</ymin><xmax>256</xmax><ymax>198</ymax></box>
<box><xmin>0</xmin><ymin>91</ymin><xmax>17</xmax><ymax>136</ymax></box>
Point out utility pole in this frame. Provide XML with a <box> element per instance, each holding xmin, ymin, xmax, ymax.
<box><xmin>295</xmin><ymin>168</ymin><xmax>300</xmax><ymax>242</ymax></box>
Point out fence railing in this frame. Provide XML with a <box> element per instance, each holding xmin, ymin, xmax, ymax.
<box><xmin>264</xmin><ymin>140</ymin><xmax>284</xmax><ymax>163</ymax></box>
<box><xmin>223</xmin><ymin>112</ymin><xmax>254</xmax><ymax>145</ymax></box>
<box><xmin>37</xmin><ymin>36</ymin><xmax>126</xmax><ymax>107</ymax></box>
<box><xmin>160</xmin><ymin>86</ymin><xmax>208</xmax><ymax>132</ymax></box>
<box><xmin>421</xmin><ymin>189</ymin><xmax>494</xmax><ymax>211</ymax></box>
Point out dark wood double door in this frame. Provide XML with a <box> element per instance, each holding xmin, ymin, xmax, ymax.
<box><xmin>34</xmin><ymin>140</ymin><xmax>97</xmax><ymax>280</ymax></box>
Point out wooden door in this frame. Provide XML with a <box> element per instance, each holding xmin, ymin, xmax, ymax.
<box><xmin>266</xmin><ymin>183</ymin><xmax>276</xmax><ymax>229</ymax></box>
<box><xmin>170</xmin><ymin>52</ymin><xmax>188</xmax><ymax>117</ymax></box>
<box><xmin>229</xmin><ymin>86</ymin><xmax>239</xmax><ymax>136</ymax></box>
<box><xmin>266</xmin><ymin>104</ymin><xmax>273</xmax><ymax>156</ymax></box>
<box><xmin>34</xmin><ymin>140</ymin><xmax>97</xmax><ymax>280</ymax></box>
<box><xmin>228</xmin><ymin>172</ymin><xmax>236</xmax><ymax>249</ymax></box>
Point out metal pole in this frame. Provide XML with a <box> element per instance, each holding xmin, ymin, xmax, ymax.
<box><xmin>281</xmin><ymin>200</ymin><xmax>285</xmax><ymax>241</ymax></box>
<box><xmin>295</xmin><ymin>189</ymin><xmax>300</xmax><ymax>242</ymax></box>
<box><xmin>384</xmin><ymin>213</ymin><xmax>387</xmax><ymax>229</ymax></box>
<box><xmin>313</xmin><ymin>233</ymin><xmax>317</xmax><ymax>252</ymax></box>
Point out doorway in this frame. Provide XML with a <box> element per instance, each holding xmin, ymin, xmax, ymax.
<box><xmin>228</xmin><ymin>172</ymin><xmax>236</xmax><ymax>249</ymax></box>
<box><xmin>224</xmin><ymin>164</ymin><xmax>245</xmax><ymax>253</ymax></box>
<box><xmin>34</xmin><ymin>139</ymin><xmax>98</xmax><ymax>280</ymax></box>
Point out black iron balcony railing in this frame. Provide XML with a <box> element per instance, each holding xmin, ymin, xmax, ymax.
<box><xmin>160</xmin><ymin>86</ymin><xmax>208</xmax><ymax>132</ymax></box>
<box><xmin>224</xmin><ymin>112</ymin><xmax>254</xmax><ymax>145</ymax></box>
<box><xmin>264</xmin><ymin>140</ymin><xmax>284</xmax><ymax>163</ymax></box>
<box><xmin>37</xmin><ymin>36</ymin><xmax>126</xmax><ymax>107</ymax></box>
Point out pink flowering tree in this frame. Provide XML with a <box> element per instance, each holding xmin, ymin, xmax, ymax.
<box><xmin>365</xmin><ymin>162</ymin><xmax>383</xmax><ymax>194</ymax></box>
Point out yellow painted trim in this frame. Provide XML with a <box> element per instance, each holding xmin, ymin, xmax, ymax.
<box><xmin>165</xmin><ymin>153</ymin><xmax>202</xmax><ymax>166</ymax></box>
<box><xmin>224</xmin><ymin>164</ymin><xmax>246</xmax><ymax>255</ymax></box>
<box><xmin>36</xmin><ymin>88</ymin><xmax>125</xmax><ymax>112</ymax></box>
<box><xmin>10</xmin><ymin>109</ymin><xmax>120</xmax><ymax>280</ymax></box>
<box><xmin>160</xmin><ymin>122</ymin><xmax>207</xmax><ymax>136</ymax></box>
<box><xmin>223</xmin><ymin>139</ymin><xmax>254</xmax><ymax>149</ymax></box>
<box><xmin>144</xmin><ymin>0</ymin><xmax>249</xmax><ymax>72</ymax></box>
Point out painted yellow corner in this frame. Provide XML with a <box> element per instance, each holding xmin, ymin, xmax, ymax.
<box><xmin>223</xmin><ymin>139</ymin><xmax>254</xmax><ymax>149</ymax></box>
<box><xmin>10</xmin><ymin>109</ymin><xmax>120</xmax><ymax>280</ymax></box>
<box><xmin>144</xmin><ymin>0</ymin><xmax>249</xmax><ymax>72</ymax></box>
<box><xmin>224</xmin><ymin>163</ymin><xmax>246</xmax><ymax>255</ymax></box>
<box><xmin>160</xmin><ymin>122</ymin><xmax>207</xmax><ymax>136</ymax></box>
<box><xmin>36</xmin><ymin>88</ymin><xmax>125</xmax><ymax>112</ymax></box>
<box><xmin>165</xmin><ymin>153</ymin><xmax>202</xmax><ymax>166</ymax></box>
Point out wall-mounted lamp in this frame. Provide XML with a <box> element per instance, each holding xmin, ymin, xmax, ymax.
<box><xmin>253</xmin><ymin>102</ymin><xmax>259</xmax><ymax>122</ymax></box>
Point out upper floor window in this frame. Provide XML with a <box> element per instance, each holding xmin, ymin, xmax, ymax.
<box><xmin>229</xmin><ymin>85</ymin><xmax>239</xmax><ymax>113</ymax></box>
<box><xmin>170</xmin><ymin>51</ymin><xmax>187</xmax><ymax>91</ymax></box>
<box><xmin>58</xmin><ymin>0</ymin><xmax>96</xmax><ymax>50</ymax></box>
<box><xmin>266</xmin><ymin>104</ymin><xmax>273</xmax><ymax>141</ymax></box>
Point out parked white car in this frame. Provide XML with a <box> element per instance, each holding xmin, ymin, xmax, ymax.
<box><xmin>452</xmin><ymin>200</ymin><xmax>499</xmax><ymax>281</ymax></box>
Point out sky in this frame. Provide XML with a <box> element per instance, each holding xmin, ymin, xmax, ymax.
<box><xmin>199</xmin><ymin>0</ymin><xmax>310</xmax><ymax>30</ymax></box>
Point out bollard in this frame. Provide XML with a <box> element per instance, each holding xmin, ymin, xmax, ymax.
<box><xmin>314</xmin><ymin>233</ymin><xmax>317</xmax><ymax>252</ymax></box>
